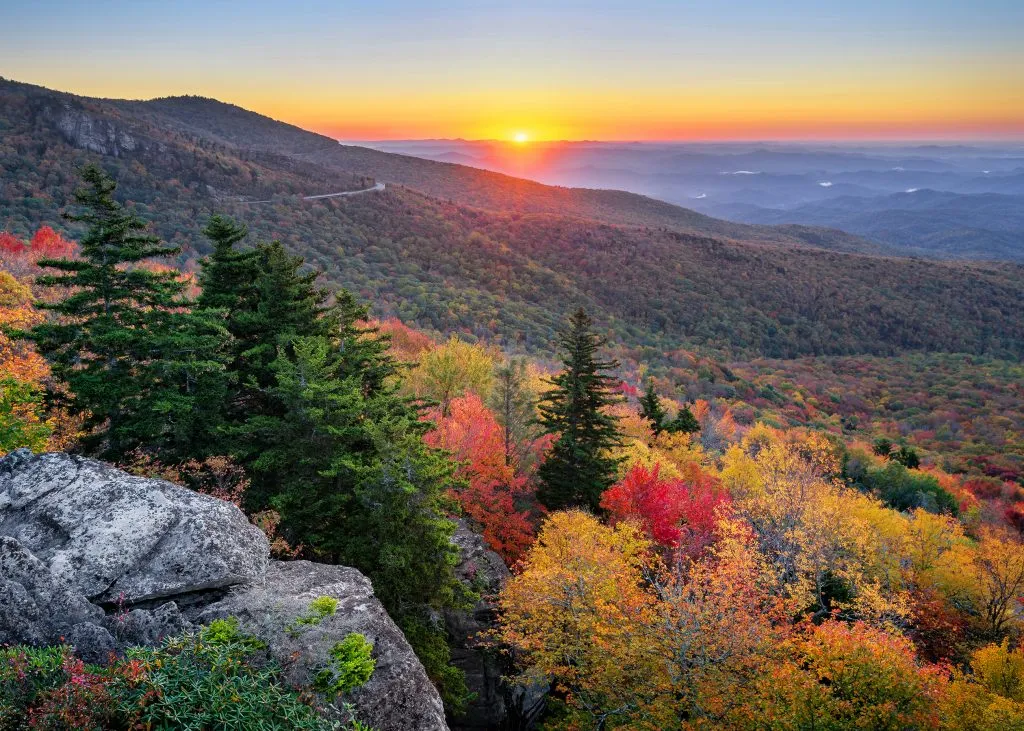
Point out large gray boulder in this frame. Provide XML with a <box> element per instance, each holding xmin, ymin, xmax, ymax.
<box><xmin>0</xmin><ymin>449</ymin><xmax>267</xmax><ymax>603</ymax></box>
<box><xmin>0</xmin><ymin>450</ymin><xmax>450</xmax><ymax>731</ymax></box>
<box><xmin>195</xmin><ymin>560</ymin><xmax>449</xmax><ymax>731</ymax></box>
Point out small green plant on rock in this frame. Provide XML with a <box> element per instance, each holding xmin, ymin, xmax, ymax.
<box><xmin>288</xmin><ymin>596</ymin><xmax>340</xmax><ymax>637</ymax></box>
<box><xmin>201</xmin><ymin>616</ymin><xmax>267</xmax><ymax>651</ymax></box>
<box><xmin>314</xmin><ymin>633</ymin><xmax>376</xmax><ymax>696</ymax></box>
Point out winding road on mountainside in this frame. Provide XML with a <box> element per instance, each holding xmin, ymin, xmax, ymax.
<box><xmin>237</xmin><ymin>181</ymin><xmax>385</xmax><ymax>204</ymax></box>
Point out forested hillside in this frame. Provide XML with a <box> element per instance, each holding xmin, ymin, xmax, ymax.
<box><xmin>2</xmin><ymin>77</ymin><xmax>1023</xmax><ymax>362</ymax></box>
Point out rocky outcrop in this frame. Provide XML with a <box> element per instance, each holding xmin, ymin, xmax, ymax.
<box><xmin>196</xmin><ymin>561</ymin><xmax>448</xmax><ymax>731</ymax></box>
<box><xmin>0</xmin><ymin>450</ymin><xmax>267</xmax><ymax>605</ymax></box>
<box><xmin>446</xmin><ymin>522</ymin><xmax>546</xmax><ymax>730</ymax></box>
<box><xmin>0</xmin><ymin>450</ymin><xmax>449</xmax><ymax>731</ymax></box>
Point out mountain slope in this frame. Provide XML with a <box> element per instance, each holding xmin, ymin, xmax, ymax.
<box><xmin>2</xmin><ymin>77</ymin><xmax>1023</xmax><ymax>363</ymax></box>
<box><xmin>117</xmin><ymin>93</ymin><xmax>873</xmax><ymax>251</ymax></box>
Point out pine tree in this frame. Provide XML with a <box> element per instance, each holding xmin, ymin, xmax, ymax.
<box><xmin>232</xmin><ymin>305</ymin><xmax>468</xmax><ymax>706</ymax></box>
<box><xmin>536</xmin><ymin>308</ymin><xmax>623</xmax><ymax>511</ymax></box>
<box><xmin>196</xmin><ymin>215</ymin><xmax>259</xmax><ymax>315</ymax></box>
<box><xmin>236</xmin><ymin>241</ymin><xmax>340</xmax><ymax>394</ymax></box>
<box><xmin>28</xmin><ymin>165</ymin><xmax>227</xmax><ymax>460</ymax></box>
<box><xmin>638</xmin><ymin>378</ymin><xmax>667</xmax><ymax>434</ymax></box>
<box><xmin>666</xmin><ymin>403</ymin><xmax>701</xmax><ymax>435</ymax></box>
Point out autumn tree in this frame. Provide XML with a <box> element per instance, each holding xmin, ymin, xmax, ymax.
<box><xmin>26</xmin><ymin>166</ymin><xmax>228</xmax><ymax>461</ymax></box>
<box><xmin>499</xmin><ymin>512</ymin><xmax>790</xmax><ymax>727</ymax></box>
<box><xmin>601</xmin><ymin>462</ymin><xmax>728</xmax><ymax>557</ymax></box>
<box><xmin>536</xmin><ymin>308</ymin><xmax>623</xmax><ymax>511</ymax></box>
<box><xmin>489</xmin><ymin>357</ymin><xmax>540</xmax><ymax>469</ymax></box>
<box><xmin>425</xmin><ymin>393</ymin><xmax>539</xmax><ymax>563</ymax></box>
<box><xmin>497</xmin><ymin>511</ymin><xmax>662</xmax><ymax>727</ymax></box>
<box><xmin>409</xmin><ymin>334</ymin><xmax>495</xmax><ymax>415</ymax></box>
<box><xmin>972</xmin><ymin>528</ymin><xmax>1024</xmax><ymax>638</ymax></box>
<box><xmin>743</xmin><ymin>621</ymin><xmax>946</xmax><ymax>730</ymax></box>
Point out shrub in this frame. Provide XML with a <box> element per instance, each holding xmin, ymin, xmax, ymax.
<box><xmin>0</xmin><ymin>620</ymin><xmax>365</xmax><ymax>731</ymax></box>
<box><xmin>314</xmin><ymin>634</ymin><xmax>376</xmax><ymax>696</ymax></box>
<box><xmin>123</xmin><ymin>627</ymin><xmax>335</xmax><ymax>730</ymax></box>
<box><xmin>200</xmin><ymin>616</ymin><xmax>267</xmax><ymax>652</ymax></box>
<box><xmin>0</xmin><ymin>645</ymin><xmax>143</xmax><ymax>730</ymax></box>
<box><xmin>861</xmin><ymin>461</ymin><xmax>959</xmax><ymax>515</ymax></box>
<box><xmin>288</xmin><ymin>596</ymin><xmax>340</xmax><ymax>636</ymax></box>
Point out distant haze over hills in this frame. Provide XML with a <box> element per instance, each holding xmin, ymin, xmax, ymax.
<box><xmin>363</xmin><ymin>140</ymin><xmax>1024</xmax><ymax>262</ymax></box>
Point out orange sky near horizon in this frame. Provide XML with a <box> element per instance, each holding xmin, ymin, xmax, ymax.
<box><xmin>4</xmin><ymin>1</ymin><xmax>1024</xmax><ymax>142</ymax></box>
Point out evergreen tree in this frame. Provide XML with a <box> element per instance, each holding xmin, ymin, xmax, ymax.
<box><xmin>233</xmin><ymin>241</ymin><xmax>339</xmax><ymax>397</ymax></box>
<box><xmin>222</xmin><ymin>250</ymin><xmax>468</xmax><ymax>706</ymax></box>
<box><xmin>666</xmin><ymin>403</ymin><xmax>701</xmax><ymax>435</ymax></box>
<box><xmin>28</xmin><ymin>165</ymin><xmax>226</xmax><ymax>461</ymax></box>
<box><xmin>197</xmin><ymin>234</ymin><xmax>344</xmax><ymax>462</ymax></box>
<box><xmin>638</xmin><ymin>378</ymin><xmax>667</xmax><ymax>434</ymax></box>
<box><xmin>536</xmin><ymin>308</ymin><xmax>623</xmax><ymax>512</ymax></box>
<box><xmin>196</xmin><ymin>215</ymin><xmax>259</xmax><ymax>315</ymax></box>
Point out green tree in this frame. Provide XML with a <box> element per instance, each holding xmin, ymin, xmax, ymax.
<box><xmin>666</xmin><ymin>404</ymin><xmax>701</xmax><ymax>435</ymax></box>
<box><xmin>536</xmin><ymin>308</ymin><xmax>623</xmax><ymax>512</ymax></box>
<box><xmin>224</xmin><ymin>248</ymin><xmax>469</xmax><ymax>706</ymax></box>
<box><xmin>893</xmin><ymin>445</ymin><xmax>921</xmax><ymax>469</ymax></box>
<box><xmin>27</xmin><ymin>165</ymin><xmax>226</xmax><ymax>461</ymax></box>
<box><xmin>638</xmin><ymin>378</ymin><xmax>667</xmax><ymax>435</ymax></box>
<box><xmin>196</xmin><ymin>215</ymin><xmax>259</xmax><ymax>316</ymax></box>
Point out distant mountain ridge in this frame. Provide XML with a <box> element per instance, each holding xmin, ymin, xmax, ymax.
<box><xmin>713</xmin><ymin>189</ymin><xmax>1024</xmax><ymax>262</ymax></box>
<box><xmin>2</xmin><ymin>77</ymin><xmax>1022</xmax><ymax>363</ymax></box>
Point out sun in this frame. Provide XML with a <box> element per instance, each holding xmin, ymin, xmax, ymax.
<box><xmin>513</xmin><ymin>131</ymin><xmax>529</xmax><ymax>144</ymax></box>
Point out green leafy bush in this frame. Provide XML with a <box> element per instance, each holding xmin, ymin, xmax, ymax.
<box><xmin>0</xmin><ymin>620</ymin><xmax>368</xmax><ymax>731</ymax></box>
<box><xmin>200</xmin><ymin>616</ymin><xmax>267</xmax><ymax>651</ymax></box>
<box><xmin>314</xmin><ymin>633</ymin><xmax>376</xmax><ymax>695</ymax></box>
<box><xmin>860</xmin><ymin>461</ymin><xmax>959</xmax><ymax>515</ymax></box>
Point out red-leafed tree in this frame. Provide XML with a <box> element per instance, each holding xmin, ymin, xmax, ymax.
<box><xmin>1005</xmin><ymin>503</ymin><xmax>1024</xmax><ymax>536</ymax></box>
<box><xmin>601</xmin><ymin>462</ymin><xmax>729</xmax><ymax>557</ymax></box>
<box><xmin>0</xmin><ymin>232</ymin><xmax>26</xmax><ymax>255</ymax></box>
<box><xmin>425</xmin><ymin>393</ymin><xmax>540</xmax><ymax>564</ymax></box>
<box><xmin>30</xmin><ymin>226</ymin><xmax>76</xmax><ymax>258</ymax></box>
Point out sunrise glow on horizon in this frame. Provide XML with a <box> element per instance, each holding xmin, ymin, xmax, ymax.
<box><xmin>4</xmin><ymin>1</ymin><xmax>1024</xmax><ymax>142</ymax></box>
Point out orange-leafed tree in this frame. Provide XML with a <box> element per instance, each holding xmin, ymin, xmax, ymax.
<box><xmin>742</xmin><ymin>620</ymin><xmax>947</xmax><ymax>729</ymax></box>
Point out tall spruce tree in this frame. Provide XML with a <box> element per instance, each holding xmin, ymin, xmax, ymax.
<box><xmin>536</xmin><ymin>308</ymin><xmax>623</xmax><ymax>511</ymax></box>
<box><xmin>28</xmin><ymin>165</ymin><xmax>227</xmax><ymax>461</ymax></box>
<box><xmin>213</xmin><ymin>245</ymin><xmax>469</xmax><ymax>706</ymax></box>
<box><xmin>196</xmin><ymin>215</ymin><xmax>259</xmax><ymax>315</ymax></box>
<box><xmin>638</xmin><ymin>378</ymin><xmax>667</xmax><ymax>435</ymax></box>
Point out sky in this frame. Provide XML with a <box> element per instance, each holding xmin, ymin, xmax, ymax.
<box><xmin>3</xmin><ymin>0</ymin><xmax>1024</xmax><ymax>141</ymax></box>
